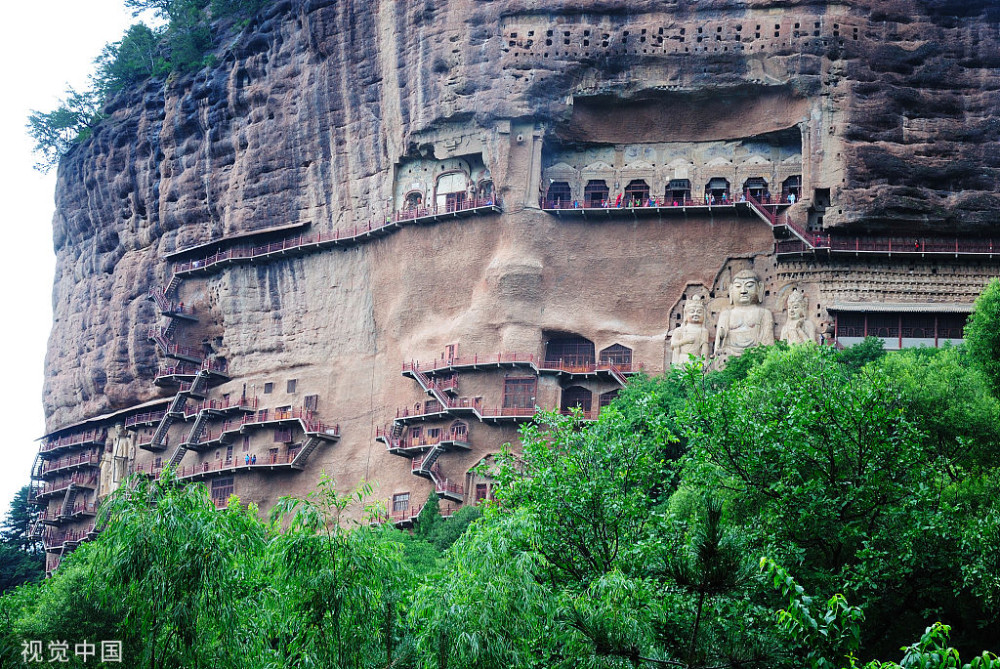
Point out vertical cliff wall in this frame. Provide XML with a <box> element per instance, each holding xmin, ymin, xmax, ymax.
<box><xmin>40</xmin><ymin>0</ymin><xmax>1000</xmax><ymax>518</ymax></box>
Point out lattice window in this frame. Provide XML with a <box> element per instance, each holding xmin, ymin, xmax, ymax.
<box><xmin>545</xmin><ymin>336</ymin><xmax>595</xmax><ymax>367</ymax></box>
<box><xmin>599</xmin><ymin>344</ymin><xmax>632</xmax><ymax>367</ymax></box>
<box><xmin>392</xmin><ymin>492</ymin><xmax>410</xmax><ymax>512</ymax></box>
<box><xmin>599</xmin><ymin>389</ymin><xmax>620</xmax><ymax>409</ymax></box>
<box><xmin>211</xmin><ymin>477</ymin><xmax>234</xmax><ymax>502</ymax></box>
<box><xmin>503</xmin><ymin>377</ymin><xmax>537</xmax><ymax>409</ymax></box>
<box><xmin>449</xmin><ymin>421</ymin><xmax>468</xmax><ymax>440</ymax></box>
<box><xmin>286</xmin><ymin>379</ymin><xmax>297</xmax><ymax>394</ymax></box>
<box><xmin>263</xmin><ymin>382</ymin><xmax>273</xmax><ymax>394</ymax></box>
<box><xmin>304</xmin><ymin>394</ymin><xmax>319</xmax><ymax>411</ymax></box>
<box><xmin>274</xmin><ymin>429</ymin><xmax>292</xmax><ymax>443</ymax></box>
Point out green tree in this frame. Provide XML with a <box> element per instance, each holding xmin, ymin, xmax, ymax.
<box><xmin>26</xmin><ymin>88</ymin><xmax>105</xmax><ymax>172</ymax></box>
<box><xmin>415</xmin><ymin>491</ymin><xmax>443</xmax><ymax>541</ymax></box>
<box><xmin>874</xmin><ymin>346</ymin><xmax>1000</xmax><ymax>473</ymax></box>
<box><xmin>0</xmin><ymin>486</ymin><xmax>44</xmax><ymax>593</ymax></box>
<box><xmin>683</xmin><ymin>344</ymin><xmax>999</xmax><ymax>656</ymax></box>
<box><xmin>93</xmin><ymin>24</ymin><xmax>169</xmax><ymax>93</ymax></box>
<box><xmin>266</xmin><ymin>476</ymin><xmax>412</xmax><ymax>668</ymax></box>
<box><xmin>94</xmin><ymin>471</ymin><xmax>267</xmax><ymax>668</ymax></box>
<box><xmin>965</xmin><ymin>278</ymin><xmax>1000</xmax><ymax>397</ymax></box>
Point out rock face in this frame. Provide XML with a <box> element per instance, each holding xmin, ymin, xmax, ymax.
<box><xmin>38</xmin><ymin>0</ymin><xmax>1000</xmax><ymax>533</ymax></box>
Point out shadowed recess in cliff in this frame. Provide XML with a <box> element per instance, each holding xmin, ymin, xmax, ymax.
<box><xmin>555</xmin><ymin>86</ymin><xmax>808</xmax><ymax>145</ymax></box>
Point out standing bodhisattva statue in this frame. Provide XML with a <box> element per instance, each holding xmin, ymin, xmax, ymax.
<box><xmin>715</xmin><ymin>270</ymin><xmax>774</xmax><ymax>357</ymax></box>
<box><xmin>668</xmin><ymin>294</ymin><xmax>711</xmax><ymax>365</ymax></box>
<box><xmin>780</xmin><ymin>287</ymin><xmax>816</xmax><ymax>344</ymax></box>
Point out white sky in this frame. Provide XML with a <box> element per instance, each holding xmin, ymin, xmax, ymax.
<box><xmin>0</xmin><ymin>2</ymin><xmax>137</xmax><ymax>517</ymax></box>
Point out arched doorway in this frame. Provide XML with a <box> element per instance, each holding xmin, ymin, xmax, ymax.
<box><xmin>782</xmin><ymin>175</ymin><xmax>801</xmax><ymax>203</ymax></box>
<box><xmin>743</xmin><ymin>177</ymin><xmax>768</xmax><ymax>202</ymax></box>
<box><xmin>403</xmin><ymin>191</ymin><xmax>423</xmax><ymax>211</ymax></box>
<box><xmin>584</xmin><ymin>180</ymin><xmax>609</xmax><ymax>207</ymax></box>
<box><xmin>545</xmin><ymin>335</ymin><xmax>595</xmax><ymax>369</ymax></box>
<box><xmin>624</xmin><ymin>179</ymin><xmax>650</xmax><ymax>206</ymax></box>
<box><xmin>705</xmin><ymin>177</ymin><xmax>730</xmax><ymax>203</ymax></box>
<box><xmin>546</xmin><ymin>181</ymin><xmax>572</xmax><ymax>208</ymax></box>
<box><xmin>599</xmin><ymin>343</ymin><xmax>633</xmax><ymax>368</ymax></box>
<box><xmin>436</xmin><ymin>171</ymin><xmax>470</xmax><ymax>210</ymax></box>
<box><xmin>560</xmin><ymin>386</ymin><xmax>593</xmax><ymax>414</ymax></box>
<box><xmin>666</xmin><ymin>179</ymin><xmax>691</xmax><ymax>204</ymax></box>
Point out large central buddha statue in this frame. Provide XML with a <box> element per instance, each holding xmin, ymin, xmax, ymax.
<box><xmin>714</xmin><ymin>270</ymin><xmax>774</xmax><ymax>357</ymax></box>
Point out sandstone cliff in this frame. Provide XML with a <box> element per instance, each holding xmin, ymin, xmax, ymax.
<box><xmin>41</xmin><ymin>0</ymin><xmax>1000</xmax><ymax>511</ymax></box>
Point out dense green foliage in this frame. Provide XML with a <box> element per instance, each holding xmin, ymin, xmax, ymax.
<box><xmin>3</xmin><ymin>339</ymin><xmax>999</xmax><ymax>667</ymax></box>
<box><xmin>0</xmin><ymin>487</ymin><xmax>44</xmax><ymax>594</ymax></box>
<box><xmin>966</xmin><ymin>278</ymin><xmax>1000</xmax><ymax>398</ymax></box>
<box><xmin>27</xmin><ymin>0</ymin><xmax>267</xmax><ymax>171</ymax></box>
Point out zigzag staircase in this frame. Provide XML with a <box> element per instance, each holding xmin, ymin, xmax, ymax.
<box><xmin>411</xmin><ymin>445</ymin><xmax>463</xmax><ymax>502</ymax></box>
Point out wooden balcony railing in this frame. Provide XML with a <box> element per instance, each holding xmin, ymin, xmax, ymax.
<box><xmin>40</xmin><ymin>429</ymin><xmax>107</xmax><ymax>455</ymax></box>
<box><xmin>39</xmin><ymin>451</ymin><xmax>101</xmax><ymax>477</ymax></box>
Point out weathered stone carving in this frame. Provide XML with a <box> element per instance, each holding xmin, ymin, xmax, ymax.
<box><xmin>780</xmin><ymin>287</ymin><xmax>816</xmax><ymax>344</ymax></box>
<box><xmin>668</xmin><ymin>294</ymin><xmax>710</xmax><ymax>366</ymax></box>
<box><xmin>715</xmin><ymin>270</ymin><xmax>774</xmax><ymax>357</ymax></box>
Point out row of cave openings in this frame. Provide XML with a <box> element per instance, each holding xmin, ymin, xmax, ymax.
<box><xmin>504</xmin><ymin>18</ymin><xmax>861</xmax><ymax>59</ymax></box>
<box><xmin>545</xmin><ymin>176</ymin><xmax>802</xmax><ymax>207</ymax></box>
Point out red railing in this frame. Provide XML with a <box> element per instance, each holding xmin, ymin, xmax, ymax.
<box><xmin>149</xmin><ymin>288</ymin><xmax>195</xmax><ymax>316</ymax></box>
<box><xmin>40</xmin><ymin>451</ymin><xmax>101</xmax><ymax>477</ymax></box>
<box><xmin>383</xmin><ymin>501</ymin><xmax>457</xmax><ymax>524</ymax></box>
<box><xmin>155</xmin><ymin>362</ymin><xmax>200</xmax><ymax>379</ymax></box>
<box><xmin>37</xmin><ymin>472</ymin><xmax>99</xmax><ymax>498</ymax></box>
<box><xmin>41</xmin><ymin>429</ymin><xmax>107</xmax><ymax>455</ymax></box>
<box><xmin>201</xmin><ymin>358</ymin><xmax>228</xmax><ymax>374</ymax></box>
<box><xmin>403</xmin><ymin>353</ymin><xmax>641</xmax><ymax>376</ymax></box>
<box><xmin>125</xmin><ymin>410</ymin><xmax>168</xmax><ymax>428</ymax></box>
<box><xmin>40</xmin><ymin>502</ymin><xmax>99</xmax><ymax>522</ymax></box>
<box><xmin>239</xmin><ymin>407</ymin><xmax>339</xmax><ymax>436</ymax></box>
<box><xmin>147</xmin><ymin>328</ymin><xmax>204</xmax><ymax>360</ymax></box>
<box><xmin>377</xmin><ymin>425</ymin><xmax>469</xmax><ymax>450</ymax></box>
<box><xmin>542</xmin><ymin>197</ymin><xmax>726</xmax><ymax>210</ymax></box>
<box><xmin>174</xmin><ymin>200</ymin><xmax>500</xmax><ymax>277</ymax></box>
<box><xmin>183</xmin><ymin>396</ymin><xmax>259</xmax><ymax>419</ymax></box>
<box><xmin>776</xmin><ymin>233</ymin><xmax>998</xmax><ymax>256</ymax></box>
<box><xmin>392</xmin><ymin>197</ymin><xmax>498</xmax><ymax>222</ymax></box>
<box><xmin>137</xmin><ymin>451</ymin><xmax>308</xmax><ymax>482</ymax></box>
<box><xmin>44</xmin><ymin>524</ymin><xmax>96</xmax><ymax>547</ymax></box>
<box><xmin>67</xmin><ymin>501</ymin><xmax>98</xmax><ymax>517</ymax></box>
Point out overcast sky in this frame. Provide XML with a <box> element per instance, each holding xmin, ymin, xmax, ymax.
<box><xmin>0</xmin><ymin>2</ymin><xmax>136</xmax><ymax>517</ymax></box>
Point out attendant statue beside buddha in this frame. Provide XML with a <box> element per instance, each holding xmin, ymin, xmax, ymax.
<box><xmin>779</xmin><ymin>288</ymin><xmax>816</xmax><ymax>344</ymax></box>
<box><xmin>668</xmin><ymin>294</ymin><xmax>711</xmax><ymax>366</ymax></box>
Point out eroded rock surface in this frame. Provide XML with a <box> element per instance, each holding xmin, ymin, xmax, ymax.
<box><xmin>41</xmin><ymin>0</ymin><xmax>1000</xmax><ymax>513</ymax></box>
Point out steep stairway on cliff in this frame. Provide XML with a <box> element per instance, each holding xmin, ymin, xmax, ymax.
<box><xmin>59</xmin><ymin>486</ymin><xmax>79</xmax><ymax>518</ymax></box>
<box><xmin>290</xmin><ymin>436</ymin><xmax>323</xmax><ymax>470</ymax></box>
<box><xmin>411</xmin><ymin>447</ymin><xmax>464</xmax><ymax>503</ymax></box>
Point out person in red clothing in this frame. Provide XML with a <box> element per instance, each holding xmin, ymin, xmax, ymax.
<box><xmin>615</xmin><ymin>192</ymin><xmax>622</xmax><ymax>207</ymax></box>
